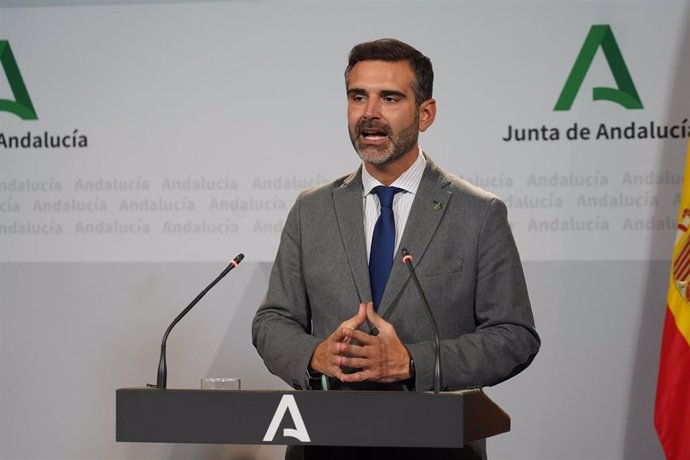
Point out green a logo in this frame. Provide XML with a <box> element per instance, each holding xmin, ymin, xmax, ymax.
<box><xmin>554</xmin><ymin>25</ymin><xmax>643</xmax><ymax>111</ymax></box>
<box><xmin>0</xmin><ymin>40</ymin><xmax>38</xmax><ymax>120</ymax></box>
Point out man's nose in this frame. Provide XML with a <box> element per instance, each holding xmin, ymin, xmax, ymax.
<box><xmin>363</xmin><ymin>99</ymin><xmax>382</xmax><ymax>119</ymax></box>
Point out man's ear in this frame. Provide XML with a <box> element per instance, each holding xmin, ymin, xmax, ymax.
<box><xmin>418</xmin><ymin>98</ymin><xmax>436</xmax><ymax>132</ymax></box>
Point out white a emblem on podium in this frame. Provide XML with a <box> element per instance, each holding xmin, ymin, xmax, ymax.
<box><xmin>263</xmin><ymin>395</ymin><xmax>311</xmax><ymax>442</ymax></box>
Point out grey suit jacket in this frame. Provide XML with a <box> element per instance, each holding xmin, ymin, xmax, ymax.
<box><xmin>252</xmin><ymin>156</ymin><xmax>540</xmax><ymax>391</ymax></box>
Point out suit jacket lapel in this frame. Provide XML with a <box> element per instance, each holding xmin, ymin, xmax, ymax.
<box><xmin>332</xmin><ymin>167</ymin><xmax>372</xmax><ymax>304</ymax></box>
<box><xmin>377</xmin><ymin>157</ymin><xmax>452</xmax><ymax>318</ymax></box>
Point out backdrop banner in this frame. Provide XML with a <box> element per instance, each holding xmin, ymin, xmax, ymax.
<box><xmin>1</xmin><ymin>1</ymin><xmax>685</xmax><ymax>459</ymax></box>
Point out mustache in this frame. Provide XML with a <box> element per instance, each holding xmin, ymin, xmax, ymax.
<box><xmin>356</xmin><ymin>120</ymin><xmax>391</xmax><ymax>136</ymax></box>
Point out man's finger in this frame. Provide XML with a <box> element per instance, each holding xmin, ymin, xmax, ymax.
<box><xmin>331</xmin><ymin>324</ymin><xmax>361</xmax><ymax>343</ymax></box>
<box><xmin>310</xmin><ymin>339</ymin><xmax>342</xmax><ymax>376</ymax></box>
<box><xmin>366</xmin><ymin>301</ymin><xmax>400</xmax><ymax>337</ymax></box>
<box><xmin>366</xmin><ymin>301</ymin><xmax>384</xmax><ymax>327</ymax></box>
<box><xmin>346</xmin><ymin>328</ymin><xmax>376</xmax><ymax>345</ymax></box>
<box><xmin>328</xmin><ymin>327</ymin><xmax>349</xmax><ymax>343</ymax></box>
<box><xmin>341</xmin><ymin>303</ymin><xmax>367</xmax><ymax>329</ymax></box>
<box><xmin>339</xmin><ymin>369</ymin><xmax>375</xmax><ymax>383</ymax></box>
<box><xmin>339</xmin><ymin>341</ymin><xmax>370</xmax><ymax>358</ymax></box>
<box><xmin>338</xmin><ymin>356</ymin><xmax>371</xmax><ymax>369</ymax></box>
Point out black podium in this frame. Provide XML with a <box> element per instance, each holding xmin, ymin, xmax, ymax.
<box><xmin>116</xmin><ymin>388</ymin><xmax>509</xmax><ymax>448</ymax></box>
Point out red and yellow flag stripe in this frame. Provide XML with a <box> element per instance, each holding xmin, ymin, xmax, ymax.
<box><xmin>655</xmin><ymin>141</ymin><xmax>690</xmax><ymax>460</ymax></box>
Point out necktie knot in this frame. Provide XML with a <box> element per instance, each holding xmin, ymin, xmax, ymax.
<box><xmin>373</xmin><ymin>186</ymin><xmax>401</xmax><ymax>209</ymax></box>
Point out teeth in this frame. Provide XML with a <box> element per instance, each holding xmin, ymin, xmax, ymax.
<box><xmin>364</xmin><ymin>135</ymin><xmax>385</xmax><ymax>140</ymax></box>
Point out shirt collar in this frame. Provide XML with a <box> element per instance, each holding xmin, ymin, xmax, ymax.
<box><xmin>361</xmin><ymin>147</ymin><xmax>427</xmax><ymax>197</ymax></box>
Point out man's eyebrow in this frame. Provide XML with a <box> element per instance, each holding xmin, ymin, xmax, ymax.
<box><xmin>347</xmin><ymin>88</ymin><xmax>408</xmax><ymax>98</ymax></box>
<box><xmin>379</xmin><ymin>90</ymin><xmax>407</xmax><ymax>99</ymax></box>
<box><xmin>347</xmin><ymin>88</ymin><xmax>367</xmax><ymax>96</ymax></box>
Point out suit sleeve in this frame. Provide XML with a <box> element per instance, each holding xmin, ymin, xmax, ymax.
<box><xmin>406</xmin><ymin>197</ymin><xmax>540</xmax><ymax>390</ymax></box>
<box><xmin>252</xmin><ymin>194</ymin><xmax>322</xmax><ymax>389</ymax></box>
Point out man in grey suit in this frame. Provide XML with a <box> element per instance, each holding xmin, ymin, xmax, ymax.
<box><xmin>252</xmin><ymin>38</ymin><xmax>539</xmax><ymax>459</ymax></box>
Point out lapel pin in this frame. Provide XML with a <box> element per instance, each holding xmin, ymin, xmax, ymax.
<box><xmin>433</xmin><ymin>201</ymin><xmax>443</xmax><ymax>210</ymax></box>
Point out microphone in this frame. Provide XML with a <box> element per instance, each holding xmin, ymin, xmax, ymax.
<box><xmin>155</xmin><ymin>253</ymin><xmax>244</xmax><ymax>389</ymax></box>
<box><xmin>401</xmin><ymin>248</ymin><xmax>442</xmax><ymax>394</ymax></box>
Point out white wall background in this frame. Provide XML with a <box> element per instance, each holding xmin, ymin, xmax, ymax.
<box><xmin>1</xmin><ymin>1</ymin><xmax>687</xmax><ymax>458</ymax></box>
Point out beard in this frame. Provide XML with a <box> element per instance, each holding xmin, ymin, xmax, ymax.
<box><xmin>349</xmin><ymin>112</ymin><xmax>419</xmax><ymax>166</ymax></box>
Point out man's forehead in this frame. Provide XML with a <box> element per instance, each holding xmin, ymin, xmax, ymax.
<box><xmin>346</xmin><ymin>60</ymin><xmax>415</xmax><ymax>90</ymax></box>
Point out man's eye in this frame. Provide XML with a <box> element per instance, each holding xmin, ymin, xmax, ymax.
<box><xmin>351</xmin><ymin>95</ymin><xmax>366</xmax><ymax>102</ymax></box>
<box><xmin>383</xmin><ymin>97</ymin><xmax>398</xmax><ymax>103</ymax></box>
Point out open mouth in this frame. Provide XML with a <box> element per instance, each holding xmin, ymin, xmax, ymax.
<box><xmin>358</xmin><ymin>124</ymin><xmax>390</xmax><ymax>142</ymax></box>
<box><xmin>361</xmin><ymin>129</ymin><xmax>388</xmax><ymax>141</ymax></box>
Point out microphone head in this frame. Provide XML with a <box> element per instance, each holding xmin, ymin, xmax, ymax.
<box><xmin>228</xmin><ymin>253</ymin><xmax>244</xmax><ymax>269</ymax></box>
<box><xmin>401</xmin><ymin>247</ymin><xmax>413</xmax><ymax>264</ymax></box>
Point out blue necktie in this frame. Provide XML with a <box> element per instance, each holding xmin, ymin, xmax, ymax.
<box><xmin>369</xmin><ymin>186</ymin><xmax>401</xmax><ymax>311</ymax></box>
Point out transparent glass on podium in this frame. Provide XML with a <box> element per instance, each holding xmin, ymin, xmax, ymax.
<box><xmin>201</xmin><ymin>377</ymin><xmax>241</xmax><ymax>390</ymax></box>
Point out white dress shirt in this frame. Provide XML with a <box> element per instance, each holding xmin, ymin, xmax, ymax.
<box><xmin>361</xmin><ymin>148</ymin><xmax>427</xmax><ymax>262</ymax></box>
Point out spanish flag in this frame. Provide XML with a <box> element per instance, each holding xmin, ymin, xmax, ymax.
<box><xmin>655</xmin><ymin>142</ymin><xmax>690</xmax><ymax>460</ymax></box>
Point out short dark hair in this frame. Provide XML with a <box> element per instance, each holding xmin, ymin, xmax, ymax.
<box><xmin>344</xmin><ymin>38</ymin><xmax>434</xmax><ymax>106</ymax></box>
